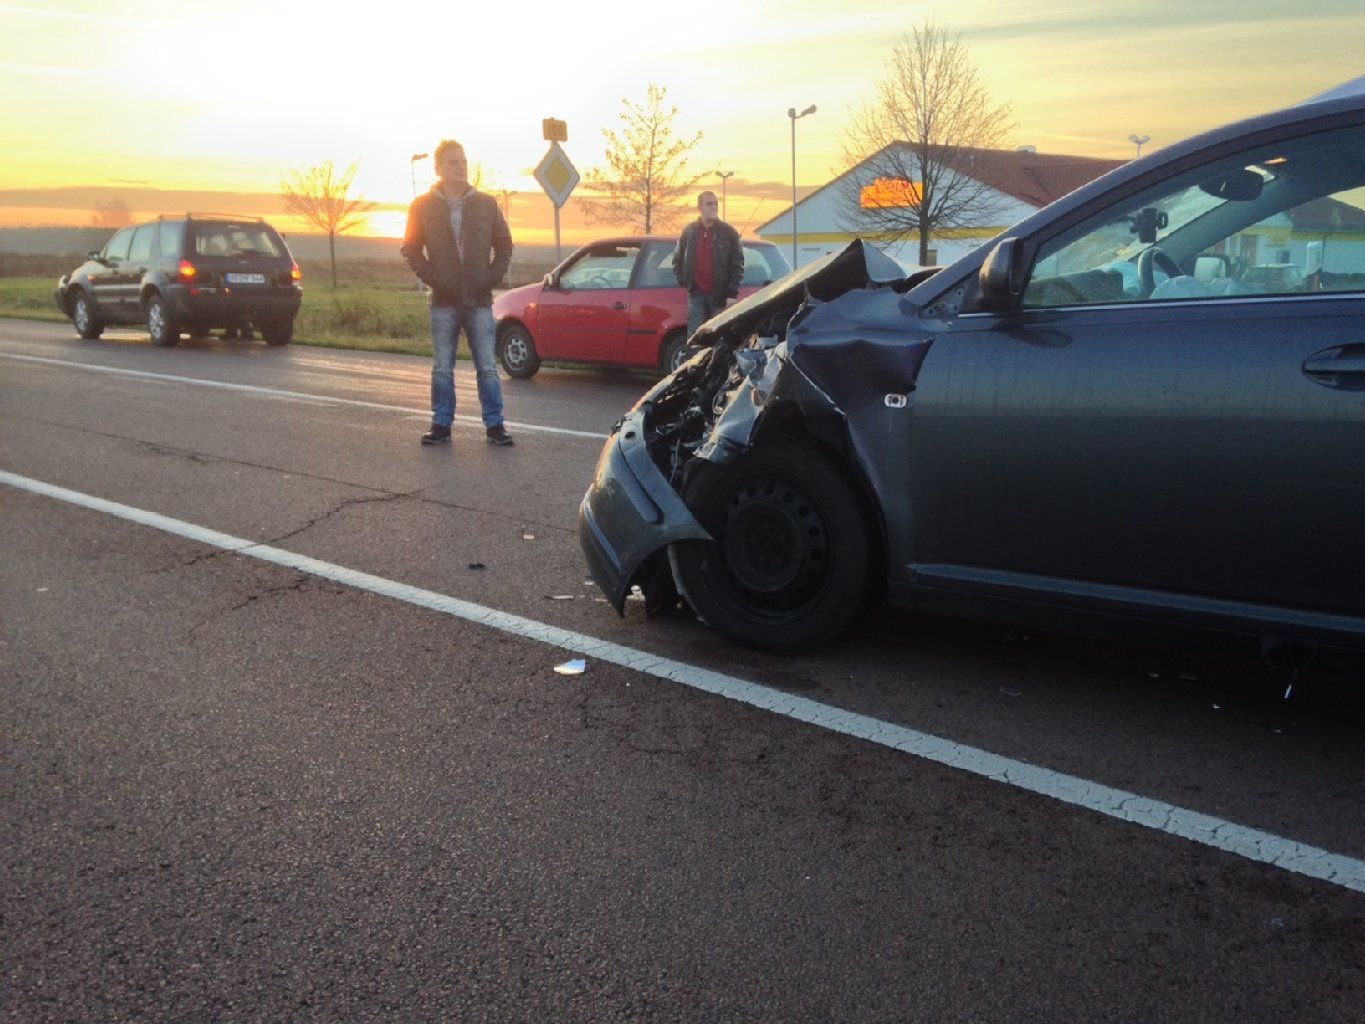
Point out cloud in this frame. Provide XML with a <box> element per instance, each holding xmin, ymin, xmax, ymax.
<box><xmin>0</xmin><ymin>4</ymin><xmax>142</xmax><ymax>25</ymax></box>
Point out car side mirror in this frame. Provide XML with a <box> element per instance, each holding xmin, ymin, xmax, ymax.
<box><xmin>977</xmin><ymin>237</ymin><xmax>1026</xmax><ymax>312</ymax></box>
<box><xmin>88</xmin><ymin>250</ymin><xmax>102</xmax><ymax>261</ymax></box>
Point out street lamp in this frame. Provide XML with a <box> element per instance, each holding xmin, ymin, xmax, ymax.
<box><xmin>788</xmin><ymin>104</ymin><xmax>816</xmax><ymax>269</ymax></box>
<box><xmin>1127</xmin><ymin>134</ymin><xmax>1150</xmax><ymax>159</ymax></box>
<box><xmin>410</xmin><ymin>152</ymin><xmax>429</xmax><ymax>198</ymax></box>
<box><xmin>717</xmin><ymin>170</ymin><xmax>734</xmax><ymax>222</ymax></box>
<box><xmin>410</xmin><ymin>152</ymin><xmax>428</xmax><ymax>291</ymax></box>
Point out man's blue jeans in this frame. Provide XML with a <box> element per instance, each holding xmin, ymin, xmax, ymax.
<box><xmin>687</xmin><ymin>292</ymin><xmax>724</xmax><ymax>339</ymax></box>
<box><xmin>429</xmin><ymin>305</ymin><xmax>504</xmax><ymax>429</ymax></box>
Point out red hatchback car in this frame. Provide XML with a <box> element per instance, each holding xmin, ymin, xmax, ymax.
<box><xmin>492</xmin><ymin>235</ymin><xmax>791</xmax><ymax>378</ymax></box>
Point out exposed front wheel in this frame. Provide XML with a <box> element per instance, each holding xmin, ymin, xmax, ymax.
<box><xmin>71</xmin><ymin>292</ymin><xmax>103</xmax><ymax>340</ymax></box>
<box><xmin>669</xmin><ymin>444</ymin><xmax>876</xmax><ymax>653</ymax></box>
<box><xmin>497</xmin><ymin>324</ymin><xmax>541</xmax><ymax>378</ymax></box>
<box><xmin>146</xmin><ymin>295</ymin><xmax>179</xmax><ymax>347</ymax></box>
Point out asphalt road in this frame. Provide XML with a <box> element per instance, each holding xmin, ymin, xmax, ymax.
<box><xmin>3</xmin><ymin>320</ymin><xmax>1363</xmax><ymax>1023</ymax></box>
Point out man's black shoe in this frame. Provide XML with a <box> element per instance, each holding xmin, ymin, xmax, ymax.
<box><xmin>486</xmin><ymin>424</ymin><xmax>515</xmax><ymax>446</ymax></box>
<box><xmin>421</xmin><ymin>424</ymin><xmax>451</xmax><ymax>445</ymax></box>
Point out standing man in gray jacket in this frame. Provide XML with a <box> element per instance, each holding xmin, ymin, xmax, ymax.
<box><xmin>672</xmin><ymin>190</ymin><xmax>744</xmax><ymax>340</ymax></box>
<box><xmin>402</xmin><ymin>139</ymin><xmax>515</xmax><ymax>446</ymax></box>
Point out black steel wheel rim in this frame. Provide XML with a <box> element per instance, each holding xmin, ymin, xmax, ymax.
<box><xmin>715</xmin><ymin>477</ymin><xmax>829</xmax><ymax>614</ymax></box>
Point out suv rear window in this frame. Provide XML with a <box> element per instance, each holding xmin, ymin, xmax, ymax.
<box><xmin>191</xmin><ymin>222</ymin><xmax>284</xmax><ymax>258</ymax></box>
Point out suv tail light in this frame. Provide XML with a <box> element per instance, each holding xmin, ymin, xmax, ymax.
<box><xmin>291</xmin><ymin>262</ymin><xmax>301</xmax><ymax>282</ymax></box>
<box><xmin>176</xmin><ymin>260</ymin><xmax>198</xmax><ymax>283</ymax></box>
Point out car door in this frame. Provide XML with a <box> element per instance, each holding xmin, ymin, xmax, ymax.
<box><xmin>121</xmin><ymin>224</ymin><xmax>156</xmax><ymax>315</ymax></box>
<box><xmin>906</xmin><ymin>121</ymin><xmax>1365</xmax><ymax>620</ymax></box>
<box><xmin>625</xmin><ymin>241</ymin><xmax>685</xmax><ymax>366</ymax></box>
<box><xmin>536</xmin><ymin>242</ymin><xmax>640</xmax><ymax>363</ymax></box>
<box><xmin>90</xmin><ymin>227</ymin><xmax>133</xmax><ymax>320</ymax></box>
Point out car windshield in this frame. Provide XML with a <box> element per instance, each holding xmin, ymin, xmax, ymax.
<box><xmin>1023</xmin><ymin>123</ymin><xmax>1365</xmax><ymax>306</ymax></box>
<box><xmin>192</xmin><ymin>223</ymin><xmax>284</xmax><ymax>258</ymax></box>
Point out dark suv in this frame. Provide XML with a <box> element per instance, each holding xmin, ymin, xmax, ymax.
<box><xmin>55</xmin><ymin>214</ymin><xmax>302</xmax><ymax>346</ymax></box>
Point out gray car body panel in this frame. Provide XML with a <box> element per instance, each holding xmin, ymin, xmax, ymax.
<box><xmin>579</xmin><ymin>95</ymin><xmax>1365</xmax><ymax>659</ymax></box>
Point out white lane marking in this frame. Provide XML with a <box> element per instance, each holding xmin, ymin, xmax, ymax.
<box><xmin>0</xmin><ymin>352</ymin><xmax>609</xmax><ymax>440</ymax></box>
<box><xmin>4</xmin><ymin>466</ymin><xmax>1363</xmax><ymax>896</ymax></box>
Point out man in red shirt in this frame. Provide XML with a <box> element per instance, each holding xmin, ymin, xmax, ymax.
<box><xmin>672</xmin><ymin>190</ymin><xmax>744</xmax><ymax>340</ymax></box>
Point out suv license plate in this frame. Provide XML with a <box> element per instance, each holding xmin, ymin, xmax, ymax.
<box><xmin>225</xmin><ymin>273</ymin><xmax>266</xmax><ymax>284</ymax></box>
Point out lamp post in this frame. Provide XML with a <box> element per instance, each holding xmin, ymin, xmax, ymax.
<box><xmin>410</xmin><ymin>152</ymin><xmax>428</xmax><ymax>198</ymax></box>
<box><xmin>788</xmin><ymin>104</ymin><xmax>816</xmax><ymax>269</ymax></box>
<box><xmin>717</xmin><ymin>170</ymin><xmax>734</xmax><ymax>222</ymax></box>
<box><xmin>1127</xmin><ymin>134</ymin><xmax>1150</xmax><ymax>159</ymax></box>
<box><xmin>410</xmin><ymin>153</ymin><xmax>428</xmax><ymax>291</ymax></box>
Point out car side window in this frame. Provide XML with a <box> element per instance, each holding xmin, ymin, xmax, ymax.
<box><xmin>103</xmin><ymin>228</ymin><xmax>133</xmax><ymax>262</ymax></box>
<box><xmin>636</xmin><ymin>243</ymin><xmax>679</xmax><ymax>288</ymax></box>
<box><xmin>157</xmin><ymin>221</ymin><xmax>185</xmax><ymax>261</ymax></box>
<box><xmin>128</xmin><ymin>225</ymin><xmax>155</xmax><ymax>264</ymax></box>
<box><xmin>560</xmin><ymin>245</ymin><xmax>638</xmax><ymax>290</ymax></box>
<box><xmin>741</xmin><ymin>247</ymin><xmax>776</xmax><ymax>286</ymax></box>
<box><xmin>1021</xmin><ymin>123</ymin><xmax>1365</xmax><ymax>309</ymax></box>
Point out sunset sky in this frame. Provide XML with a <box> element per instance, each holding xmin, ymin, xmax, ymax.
<box><xmin>2</xmin><ymin>0</ymin><xmax>1362</xmax><ymax>247</ymax></box>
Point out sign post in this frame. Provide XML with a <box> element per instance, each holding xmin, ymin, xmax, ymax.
<box><xmin>534</xmin><ymin>120</ymin><xmax>578</xmax><ymax>263</ymax></box>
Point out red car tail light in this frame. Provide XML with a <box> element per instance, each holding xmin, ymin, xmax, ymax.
<box><xmin>176</xmin><ymin>260</ymin><xmax>197</xmax><ymax>283</ymax></box>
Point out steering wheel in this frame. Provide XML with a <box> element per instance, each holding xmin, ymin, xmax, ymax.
<box><xmin>587</xmin><ymin>273</ymin><xmax>615</xmax><ymax>288</ymax></box>
<box><xmin>1137</xmin><ymin>246</ymin><xmax>1184</xmax><ymax>297</ymax></box>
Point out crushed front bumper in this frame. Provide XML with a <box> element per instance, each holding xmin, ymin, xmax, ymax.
<box><xmin>578</xmin><ymin>409</ymin><xmax>710</xmax><ymax>613</ymax></box>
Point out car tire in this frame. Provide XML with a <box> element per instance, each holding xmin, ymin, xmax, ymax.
<box><xmin>261</xmin><ymin>318</ymin><xmax>294</xmax><ymax>346</ymax></box>
<box><xmin>497</xmin><ymin>324</ymin><xmax>541</xmax><ymax>378</ymax></box>
<box><xmin>71</xmin><ymin>291</ymin><xmax>103</xmax><ymax>340</ymax></box>
<box><xmin>146</xmin><ymin>295</ymin><xmax>179</xmax><ymax>347</ymax></box>
<box><xmin>660</xmin><ymin>331</ymin><xmax>692</xmax><ymax>375</ymax></box>
<box><xmin>669</xmin><ymin>443</ymin><xmax>876</xmax><ymax>653</ymax></box>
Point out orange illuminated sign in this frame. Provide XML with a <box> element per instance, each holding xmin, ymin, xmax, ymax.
<box><xmin>860</xmin><ymin>178</ymin><xmax>923</xmax><ymax>209</ymax></box>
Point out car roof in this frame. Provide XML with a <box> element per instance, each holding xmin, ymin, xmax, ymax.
<box><xmin>583</xmin><ymin>235</ymin><xmax>776</xmax><ymax>247</ymax></box>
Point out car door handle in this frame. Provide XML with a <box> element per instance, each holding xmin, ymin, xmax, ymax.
<box><xmin>612</xmin><ymin>302</ymin><xmax>627</xmax><ymax>311</ymax></box>
<box><xmin>1303</xmin><ymin>344</ymin><xmax>1365</xmax><ymax>387</ymax></box>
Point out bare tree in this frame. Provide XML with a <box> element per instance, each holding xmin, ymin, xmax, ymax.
<box><xmin>281</xmin><ymin>161</ymin><xmax>376</xmax><ymax>288</ymax></box>
<box><xmin>584</xmin><ymin>84</ymin><xmax>705</xmax><ymax>234</ymax></box>
<box><xmin>838</xmin><ymin>23</ymin><xmax>1015</xmax><ymax>264</ymax></box>
<box><xmin>91</xmin><ymin>197</ymin><xmax>132</xmax><ymax>228</ymax></box>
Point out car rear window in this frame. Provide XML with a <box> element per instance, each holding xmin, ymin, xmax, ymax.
<box><xmin>743</xmin><ymin>245</ymin><xmax>791</xmax><ymax>285</ymax></box>
<box><xmin>191</xmin><ymin>223</ymin><xmax>284</xmax><ymax>258</ymax></box>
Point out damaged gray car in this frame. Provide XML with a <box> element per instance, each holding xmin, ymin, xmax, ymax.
<box><xmin>579</xmin><ymin>91</ymin><xmax>1365</xmax><ymax>658</ymax></box>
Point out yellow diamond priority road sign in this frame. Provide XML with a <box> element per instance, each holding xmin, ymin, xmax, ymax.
<box><xmin>534</xmin><ymin>142</ymin><xmax>579</xmax><ymax>209</ymax></box>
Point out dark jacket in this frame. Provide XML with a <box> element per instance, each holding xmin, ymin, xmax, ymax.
<box><xmin>672</xmin><ymin>218</ymin><xmax>744</xmax><ymax>302</ymax></box>
<box><xmin>401</xmin><ymin>186</ymin><xmax>513</xmax><ymax>308</ymax></box>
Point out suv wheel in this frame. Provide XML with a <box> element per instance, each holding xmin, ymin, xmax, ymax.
<box><xmin>261</xmin><ymin>318</ymin><xmax>294</xmax><ymax>346</ymax></box>
<box><xmin>146</xmin><ymin>295</ymin><xmax>180</xmax><ymax>347</ymax></box>
<box><xmin>71</xmin><ymin>292</ymin><xmax>103</xmax><ymax>340</ymax></box>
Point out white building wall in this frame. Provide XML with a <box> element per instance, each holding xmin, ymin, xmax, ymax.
<box><xmin>758</xmin><ymin>169</ymin><xmax>1039</xmax><ymax>269</ymax></box>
